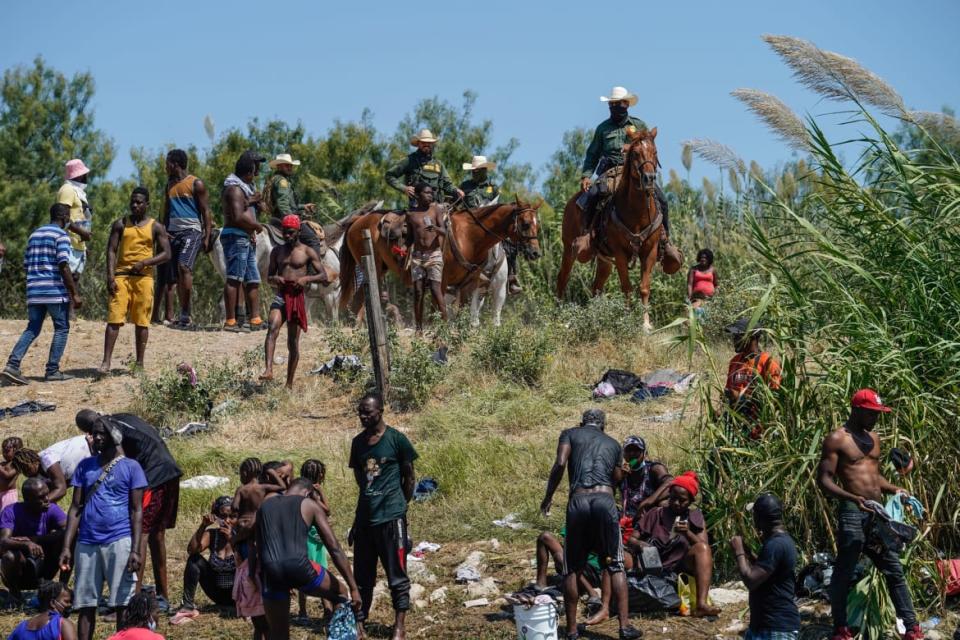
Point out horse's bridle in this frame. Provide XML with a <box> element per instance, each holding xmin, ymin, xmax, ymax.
<box><xmin>463</xmin><ymin>203</ymin><xmax>539</xmax><ymax>246</ymax></box>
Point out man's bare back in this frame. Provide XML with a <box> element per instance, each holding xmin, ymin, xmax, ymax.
<box><xmin>233</xmin><ymin>479</ymin><xmax>284</xmax><ymax>537</ymax></box>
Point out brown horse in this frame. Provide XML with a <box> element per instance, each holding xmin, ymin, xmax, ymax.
<box><xmin>339</xmin><ymin>200</ymin><xmax>542</xmax><ymax>319</ymax></box>
<box><xmin>556</xmin><ymin>127</ymin><xmax>664</xmax><ymax>330</ymax></box>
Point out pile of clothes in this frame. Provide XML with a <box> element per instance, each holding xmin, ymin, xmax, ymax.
<box><xmin>592</xmin><ymin>368</ymin><xmax>697</xmax><ymax>403</ymax></box>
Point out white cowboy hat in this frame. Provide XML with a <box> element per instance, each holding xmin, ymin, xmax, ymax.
<box><xmin>600</xmin><ymin>86</ymin><xmax>638</xmax><ymax>107</ymax></box>
<box><xmin>410</xmin><ymin>128</ymin><xmax>438</xmax><ymax>145</ymax></box>
<box><xmin>462</xmin><ymin>155</ymin><xmax>497</xmax><ymax>171</ymax></box>
<box><xmin>269</xmin><ymin>153</ymin><xmax>301</xmax><ymax>168</ymax></box>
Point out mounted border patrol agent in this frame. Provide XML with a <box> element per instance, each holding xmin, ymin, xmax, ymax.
<box><xmin>385</xmin><ymin>129</ymin><xmax>464</xmax><ymax>208</ymax></box>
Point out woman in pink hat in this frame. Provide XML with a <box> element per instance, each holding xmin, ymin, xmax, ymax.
<box><xmin>57</xmin><ymin>159</ymin><xmax>94</xmax><ymax>312</ymax></box>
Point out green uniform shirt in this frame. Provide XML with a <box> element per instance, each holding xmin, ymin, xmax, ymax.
<box><xmin>268</xmin><ymin>172</ymin><xmax>305</xmax><ymax>216</ymax></box>
<box><xmin>385</xmin><ymin>151</ymin><xmax>458</xmax><ymax>199</ymax></box>
<box><xmin>460</xmin><ymin>178</ymin><xmax>500</xmax><ymax>209</ymax></box>
<box><xmin>581</xmin><ymin>115</ymin><xmax>648</xmax><ymax>178</ymax></box>
<box><xmin>349</xmin><ymin>426</ymin><xmax>419</xmax><ymax>526</ymax></box>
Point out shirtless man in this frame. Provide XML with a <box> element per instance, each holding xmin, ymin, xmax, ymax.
<box><xmin>405</xmin><ymin>184</ymin><xmax>447</xmax><ymax>332</ymax></box>
<box><xmin>817</xmin><ymin>389</ymin><xmax>921</xmax><ymax>640</ymax></box>
<box><xmin>261</xmin><ymin>215</ymin><xmax>329</xmax><ymax>388</ymax></box>
<box><xmin>257</xmin><ymin>478</ymin><xmax>362</xmax><ymax>640</ymax></box>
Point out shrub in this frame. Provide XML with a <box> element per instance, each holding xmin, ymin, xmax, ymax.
<box><xmin>472</xmin><ymin>319</ymin><xmax>551</xmax><ymax>386</ymax></box>
<box><xmin>388</xmin><ymin>339</ymin><xmax>446</xmax><ymax>411</ymax></box>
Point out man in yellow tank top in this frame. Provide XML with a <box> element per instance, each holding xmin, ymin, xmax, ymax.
<box><xmin>98</xmin><ymin>187</ymin><xmax>171</xmax><ymax>374</ymax></box>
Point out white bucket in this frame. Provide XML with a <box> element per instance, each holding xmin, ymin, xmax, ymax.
<box><xmin>513</xmin><ymin>603</ymin><xmax>559</xmax><ymax>640</ymax></box>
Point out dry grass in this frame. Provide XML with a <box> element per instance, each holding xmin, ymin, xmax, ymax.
<box><xmin>0</xmin><ymin>319</ymin><xmax>737</xmax><ymax>639</ymax></box>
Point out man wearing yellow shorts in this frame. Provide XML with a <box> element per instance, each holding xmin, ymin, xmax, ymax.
<box><xmin>98</xmin><ymin>187</ymin><xmax>170</xmax><ymax>374</ymax></box>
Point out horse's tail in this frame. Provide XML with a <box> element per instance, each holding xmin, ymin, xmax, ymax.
<box><xmin>338</xmin><ymin>235</ymin><xmax>358</xmax><ymax>310</ymax></box>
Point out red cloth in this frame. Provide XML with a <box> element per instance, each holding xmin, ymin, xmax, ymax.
<box><xmin>937</xmin><ymin>559</ymin><xmax>960</xmax><ymax>596</ymax></box>
<box><xmin>281</xmin><ymin>214</ymin><xmax>301</xmax><ymax>230</ymax></box>
<box><xmin>279</xmin><ymin>282</ymin><xmax>308</xmax><ymax>332</ymax></box>
<box><xmin>671</xmin><ymin>471</ymin><xmax>699</xmax><ymax>498</ymax></box>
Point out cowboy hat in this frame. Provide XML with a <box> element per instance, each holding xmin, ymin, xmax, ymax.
<box><xmin>600</xmin><ymin>86</ymin><xmax>638</xmax><ymax>107</ymax></box>
<box><xmin>410</xmin><ymin>129</ymin><xmax>438</xmax><ymax>145</ymax></box>
<box><xmin>65</xmin><ymin>158</ymin><xmax>91</xmax><ymax>181</ymax></box>
<box><xmin>269</xmin><ymin>153</ymin><xmax>301</xmax><ymax>168</ymax></box>
<box><xmin>462</xmin><ymin>155</ymin><xmax>497</xmax><ymax>171</ymax></box>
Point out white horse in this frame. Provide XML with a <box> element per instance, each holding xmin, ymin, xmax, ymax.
<box><xmin>210</xmin><ymin>228</ymin><xmax>342</xmax><ymax>324</ymax></box>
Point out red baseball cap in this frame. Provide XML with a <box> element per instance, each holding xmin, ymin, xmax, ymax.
<box><xmin>851</xmin><ymin>388</ymin><xmax>891</xmax><ymax>413</ymax></box>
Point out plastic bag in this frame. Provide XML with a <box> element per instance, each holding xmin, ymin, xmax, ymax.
<box><xmin>328</xmin><ymin>604</ymin><xmax>358</xmax><ymax>640</ymax></box>
<box><xmin>626</xmin><ymin>573</ymin><xmax>680</xmax><ymax>613</ymax></box>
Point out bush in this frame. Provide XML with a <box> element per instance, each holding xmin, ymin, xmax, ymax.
<box><xmin>472</xmin><ymin>319</ymin><xmax>551</xmax><ymax>386</ymax></box>
<box><xmin>388</xmin><ymin>339</ymin><xmax>446</xmax><ymax>411</ymax></box>
<box><xmin>554</xmin><ymin>295</ymin><xmax>646</xmax><ymax>344</ymax></box>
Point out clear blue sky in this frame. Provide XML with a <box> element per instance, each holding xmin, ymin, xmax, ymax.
<box><xmin>3</xmin><ymin>1</ymin><xmax>958</xmax><ymax>187</ymax></box>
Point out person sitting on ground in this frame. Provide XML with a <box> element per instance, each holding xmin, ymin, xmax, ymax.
<box><xmin>687</xmin><ymin>249</ymin><xmax>717</xmax><ymax>312</ymax></box>
<box><xmin>533</xmin><ymin>529</ymin><xmax>601</xmax><ymax>601</ymax></box>
<box><xmin>11</xmin><ymin>433</ymin><xmax>92</xmax><ymax>503</ymax></box>
<box><xmin>630</xmin><ymin>471</ymin><xmax>721</xmax><ymax>618</ymax></box>
<box><xmin>619</xmin><ymin>436</ymin><xmax>672</xmax><ymax>520</ymax></box>
<box><xmin>406</xmin><ymin>183</ymin><xmax>448</xmax><ymax>333</ymax></box>
<box><xmin>1</xmin><ymin>437</ymin><xmax>24</xmax><ymax>510</ymax></box>
<box><xmin>106</xmin><ymin>591</ymin><xmax>164</xmax><ymax>640</ymax></box>
<box><xmin>257</xmin><ymin>478</ymin><xmax>361</xmax><ymax>640</ymax></box>
<box><xmin>540</xmin><ymin>408</ymin><xmax>641</xmax><ymax>640</ymax></box>
<box><xmin>98</xmin><ymin>186</ymin><xmax>171</xmax><ymax>374</ymax></box>
<box><xmin>75</xmin><ymin>410</ymin><xmax>183</xmax><ymax>614</ymax></box>
<box><xmin>170</xmin><ymin>496</ymin><xmax>237</xmax><ymax>625</ymax></box>
<box><xmin>725</xmin><ymin>317</ymin><xmax>781</xmax><ymax>438</ymax></box>
<box><xmin>730</xmin><ymin>493</ymin><xmax>800</xmax><ymax>640</ymax></box>
<box><xmin>296</xmin><ymin>459</ymin><xmax>333</xmax><ymax>622</ymax></box>
<box><xmin>260</xmin><ymin>214</ymin><xmax>329</xmax><ymax>389</ymax></box>
<box><xmin>0</xmin><ymin>478</ymin><xmax>67</xmax><ymax>598</ymax></box>
<box><xmin>5</xmin><ymin>579</ymin><xmax>76</xmax><ymax>640</ymax></box>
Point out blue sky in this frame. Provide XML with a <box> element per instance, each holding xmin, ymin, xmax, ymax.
<box><xmin>3</xmin><ymin>1</ymin><xmax>958</xmax><ymax>187</ymax></box>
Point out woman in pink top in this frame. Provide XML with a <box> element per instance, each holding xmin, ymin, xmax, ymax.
<box><xmin>106</xmin><ymin>592</ymin><xmax>164</xmax><ymax>640</ymax></box>
<box><xmin>687</xmin><ymin>248</ymin><xmax>718</xmax><ymax>311</ymax></box>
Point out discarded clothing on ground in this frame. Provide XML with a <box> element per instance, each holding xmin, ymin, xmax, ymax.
<box><xmin>505</xmin><ymin>584</ymin><xmax>562</xmax><ymax>606</ymax></box>
<box><xmin>597</xmin><ymin>369</ymin><xmax>644</xmax><ymax>395</ymax></box>
<box><xmin>413</xmin><ymin>477</ymin><xmax>439</xmax><ymax>502</ymax></box>
<box><xmin>310</xmin><ymin>354</ymin><xmax>364</xmax><ymax>375</ymax></box>
<box><xmin>180</xmin><ymin>475</ymin><xmax>230</xmax><ymax>490</ymax></box>
<box><xmin>593</xmin><ymin>368</ymin><xmax>696</xmax><ymax>401</ymax></box>
<box><xmin>492</xmin><ymin>513</ymin><xmax>526</xmax><ymax>530</ymax></box>
<box><xmin>631</xmin><ymin>386</ymin><xmax>672</xmax><ymax>403</ymax></box>
<box><xmin>0</xmin><ymin>400</ymin><xmax>56</xmax><ymax>420</ymax></box>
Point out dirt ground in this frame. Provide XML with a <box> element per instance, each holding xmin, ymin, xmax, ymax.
<box><xmin>0</xmin><ymin>319</ymin><xmax>935</xmax><ymax>639</ymax></box>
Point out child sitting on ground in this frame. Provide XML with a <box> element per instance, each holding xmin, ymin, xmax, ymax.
<box><xmin>0</xmin><ymin>437</ymin><xmax>24</xmax><ymax>511</ymax></box>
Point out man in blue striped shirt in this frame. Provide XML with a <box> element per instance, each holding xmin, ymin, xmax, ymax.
<box><xmin>2</xmin><ymin>204</ymin><xmax>83</xmax><ymax>385</ymax></box>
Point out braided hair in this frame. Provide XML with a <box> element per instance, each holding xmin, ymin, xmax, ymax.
<box><xmin>119</xmin><ymin>591</ymin><xmax>155</xmax><ymax>629</ymax></box>
<box><xmin>38</xmin><ymin>580</ymin><xmax>65</xmax><ymax>610</ymax></box>
<box><xmin>300</xmin><ymin>459</ymin><xmax>326</xmax><ymax>485</ymax></box>
<box><xmin>2</xmin><ymin>436</ymin><xmax>23</xmax><ymax>452</ymax></box>
<box><xmin>239</xmin><ymin>457</ymin><xmax>262</xmax><ymax>483</ymax></box>
<box><xmin>11</xmin><ymin>448</ymin><xmax>40</xmax><ymax>475</ymax></box>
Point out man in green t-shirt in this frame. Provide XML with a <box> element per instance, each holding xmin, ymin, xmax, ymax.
<box><xmin>349</xmin><ymin>393</ymin><xmax>418</xmax><ymax>640</ymax></box>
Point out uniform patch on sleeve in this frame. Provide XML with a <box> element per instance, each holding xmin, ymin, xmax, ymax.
<box><xmin>279</xmin><ymin>178</ymin><xmax>289</xmax><ymax>188</ymax></box>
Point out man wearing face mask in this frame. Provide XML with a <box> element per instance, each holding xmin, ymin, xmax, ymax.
<box><xmin>385</xmin><ymin>129</ymin><xmax>464</xmax><ymax>208</ymax></box>
<box><xmin>59</xmin><ymin>419</ymin><xmax>147</xmax><ymax>640</ymax></box>
<box><xmin>818</xmin><ymin>390</ymin><xmax>922</xmax><ymax>640</ymax></box>
<box><xmin>578</xmin><ymin>87</ymin><xmax>671</xmax><ymax>246</ymax></box>
<box><xmin>261</xmin><ymin>214</ymin><xmax>329</xmax><ymax>388</ymax></box>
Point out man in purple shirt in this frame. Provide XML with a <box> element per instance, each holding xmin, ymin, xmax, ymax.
<box><xmin>0</xmin><ymin>477</ymin><xmax>67</xmax><ymax>598</ymax></box>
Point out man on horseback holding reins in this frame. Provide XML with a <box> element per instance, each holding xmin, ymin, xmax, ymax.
<box><xmin>385</xmin><ymin>129</ymin><xmax>464</xmax><ymax>208</ymax></box>
<box><xmin>578</xmin><ymin>86</ymin><xmax>672</xmax><ymax>253</ymax></box>
<box><xmin>264</xmin><ymin>153</ymin><xmax>328</xmax><ymax>262</ymax></box>
<box><xmin>460</xmin><ymin>155</ymin><xmax>522</xmax><ymax>295</ymax></box>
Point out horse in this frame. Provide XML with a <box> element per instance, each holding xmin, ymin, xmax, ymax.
<box><xmin>338</xmin><ymin>199</ymin><xmax>542</xmax><ymax>325</ymax></box>
<box><xmin>461</xmin><ymin>243</ymin><xmax>508</xmax><ymax>327</ymax></box>
<box><xmin>556</xmin><ymin>127</ymin><xmax>664</xmax><ymax>331</ymax></box>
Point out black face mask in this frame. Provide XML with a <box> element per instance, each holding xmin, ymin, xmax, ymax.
<box><xmin>609</xmin><ymin>104</ymin><xmax>629</xmax><ymax>123</ymax></box>
<box><xmin>418</xmin><ymin>147</ymin><xmax>433</xmax><ymax>160</ymax></box>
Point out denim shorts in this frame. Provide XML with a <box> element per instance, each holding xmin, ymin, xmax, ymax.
<box><xmin>222</xmin><ymin>233</ymin><xmax>260</xmax><ymax>284</ymax></box>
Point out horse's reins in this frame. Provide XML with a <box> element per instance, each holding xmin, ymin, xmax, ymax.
<box><xmin>607</xmin><ymin>145</ymin><xmax>663</xmax><ymax>259</ymax></box>
<box><xmin>445</xmin><ymin>203</ymin><xmax>537</xmax><ymax>290</ymax></box>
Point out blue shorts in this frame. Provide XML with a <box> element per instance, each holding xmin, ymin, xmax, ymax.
<box><xmin>222</xmin><ymin>232</ymin><xmax>260</xmax><ymax>284</ymax></box>
<box><xmin>261</xmin><ymin>561</ymin><xmax>325</xmax><ymax>601</ymax></box>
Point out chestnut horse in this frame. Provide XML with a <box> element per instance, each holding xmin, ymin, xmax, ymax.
<box><xmin>556</xmin><ymin>128</ymin><xmax>663</xmax><ymax>330</ymax></box>
<box><xmin>339</xmin><ymin>200</ymin><xmax>542</xmax><ymax>319</ymax></box>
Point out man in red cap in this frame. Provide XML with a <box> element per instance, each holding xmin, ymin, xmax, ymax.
<box><xmin>630</xmin><ymin>471</ymin><xmax>721</xmax><ymax>618</ymax></box>
<box><xmin>817</xmin><ymin>389</ymin><xmax>920</xmax><ymax>640</ymax></box>
<box><xmin>260</xmin><ymin>214</ymin><xmax>329</xmax><ymax>389</ymax></box>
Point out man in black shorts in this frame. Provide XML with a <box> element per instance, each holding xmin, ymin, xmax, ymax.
<box><xmin>257</xmin><ymin>478</ymin><xmax>361</xmax><ymax>640</ymax></box>
<box><xmin>541</xmin><ymin>409</ymin><xmax>641</xmax><ymax>640</ymax></box>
